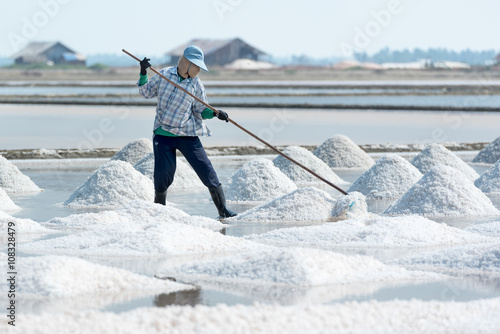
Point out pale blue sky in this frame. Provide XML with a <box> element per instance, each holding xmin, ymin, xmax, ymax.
<box><xmin>1</xmin><ymin>0</ymin><xmax>499</xmax><ymax>58</ymax></box>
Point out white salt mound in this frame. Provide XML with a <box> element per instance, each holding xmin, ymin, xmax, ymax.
<box><xmin>169</xmin><ymin>247</ymin><xmax>439</xmax><ymax>286</ymax></box>
<box><xmin>0</xmin><ymin>211</ymin><xmax>50</xmax><ymax>233</ymax></box>
<box><xmin>225</xmin><ymin>158</ymin><xmax>297</xmax><ymax>202</ymax></box>
<box><xmin>111</xmin><ymin>138</ymin><xmax>153</xmax><ymax>165</ymax></box>
<box><xmin>385</xmin><ymin>165</ymin><xmax>499</xmax><ymax>216</ymax></box>
<box><xmin>0</xmin><ymin>188</ymin><xmax>21</xmax><ymax>211</ymax></box>
<box><xmin>233</xmin><ymin>187</ymin><xmax>367</xmax><ymax>222</ymax></box>
<box><xmin>0</xmin><ymin>255</ymin><xmax>192</xmax><ymax>298</ymax></box>
<box><xmin>474</xmin><ymin>159</ymin><xmax>500</xmax><ymax>194</ymax></box>
<box><xmin>245</xmin><ymin>215</ymin><xmax>493</xmax><ymax>249</ymax></box>
<box><xmin>410</xmin><ymin>143</ymin><xmax>479</xmax><ymax>181</ymax></box>
<box><xmin>0</xmin><ymin>155</ymin><xmax>41</xmax><ymax>193</ymax></box>
<box><xmin>134</xmin><ymin>153</ymin><xmax>203</xmax><ymax>189</ymax></box>
<box><xmin>64</xmin><ymin>160</ymin><xmax>154</xmax><ymax>208</ymax></box>
<box><xmin>465</xmin><ymin>222</ymin><xmax>500</xmax><ymax>237</ymax></box>
<box><xmin>348</xmin><ymin>154</ymin><xmax>423</xmax><ymax>199</ymax></box>
<box><xmin>273</xmin><ymin>146</ymin><xmax>346</xmax><ymax>184</ymax></box>
<box><xmin>472</xmin><ymin>136</ymin><xmax>500</xmax><ymax>164</ymax></box>
<box><xmin>313</xmin><ymin>135</ymin><xmax>375</xmax><ymax>169</ymax></box>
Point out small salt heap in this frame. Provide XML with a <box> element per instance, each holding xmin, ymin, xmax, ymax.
<box><xmin>410</xmin><ymin>143</ymin><xmax>479</xmax><ymax>181</ymax></box>
<box><xmin>473</xmin><ymin>136</ymin><xmax>500</xmax><ymax>164</ymax></box>
<box><xmin>110</xmin><ymin>138</ymin><xmax>153</xmax><ymax>165</ymax></box>
<box><xmin>475</xmin><ymin>160</ymin><xmax>500</xmax><ymax>194</ymax></box>
<box><xmin>0</xmin><ymin>188</ymin><xmax>20</xmax><ymax>211</ymax></box>
<box><xmin>225</xmin><ymin>158</ymin><xmax>297</xmax><ymax>202</ymax></box>
<box><xmin>348</xmin><ymin>154</ymin><xmax>423</xmax><ymax>199</ymax></box>
<box><xmin>385</xmin><ymin>165</ymin><xmax>499</xmax><ymax>216</ymax></box>
<box><xmin>273</xmin><ymin>146</ymin><xmax>346</xmax><ymax>184</ymax></box>
<box><xmin>0</xmin><ymin>155</ymin><xmax>41</xmax><ymax>193</ymax></box>
<box><xmin>64</xmin><ymin>161</ymin><xmax>154</xmax><ymax>208</ymax></box>
<box><xmin>134</xmin><ymin>153</ymin><xmax>203</xmax><ymax>189</ymax></box>
<box><xmin>313</xmin><ymin>135</ymin><xmax>375</xmax><ymax>169</ymax></box>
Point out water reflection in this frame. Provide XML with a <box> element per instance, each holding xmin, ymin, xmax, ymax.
<box><xmin>154</xmin><ymin>288</ymin><xmax>202</xmax><ymax>307</ymax></box>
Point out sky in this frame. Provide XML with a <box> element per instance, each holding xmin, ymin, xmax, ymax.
<box><xmin>0</xmin><ymin>0</ymin><xmax>499</xmax><ymax>58</ymax></box>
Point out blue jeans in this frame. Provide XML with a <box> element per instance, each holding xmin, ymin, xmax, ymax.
<box><xmin>153</xmin><ymin>134</ymin><xmax>220</xmax><ymax>192</ymax></box>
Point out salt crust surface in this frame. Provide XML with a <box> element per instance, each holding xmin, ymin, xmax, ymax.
<box><xmin>465</xmin><ymin>222</ymin><xmax>500</xmax><ymax>237</ymax></box>
<box><xmin>134</xmin><ymin>153</ymin><xmax>204</xmax><ymax>189</ymax></box>
<box><xmin>64</xmin><ymin>160</ymin><xmax>154</xmax><ymax>208</ymax></box>
<box><xmin>272</xmin><ymin>146</ymin><xmax>346</xmax><ymax>184</ymax></box>
<box><xmin>0</xmin><ymin>155</ymin><xmax>41</xmax><ymax>193</ymax></box>
<box><xmin>232</xmin><ymin>187</ymin><xmax>368</xmax><ymax>222</ymax></box>
<box><xmin>348</xmin><ymin>153</ymin><xmax>423</xmax><ymax>199</ymax></box>
<box><xmin>225</xmin><ymin>158</ymin><xmax>297</xmax><ymax>202</ymax></box>
<box><xmin>110</xmin><ymin>138</ymin><xmax>153</xmax><ymax>165</ymax></box>
<box><xmin>410</xmin><ymin>143</ymin><xmax>479</xmax><ymax>181</ymax></box>
<box><xmin>0</xmin><ymin>210</ymin><xmax>49</xmax><ymax>234</ymax></box>
<box><xmin>245</xmin><ymin>215</ymin><xmax>494</xmax><ymax>248</ymax></box>
<box><xmin>4</xmin><ymin>298</ymin><xmax>499</xmax><ymax>334</ymax></box>
<box><xmin>313</xmin><ymin>135</ymin><xmax>375</xmax><ymax>169</ymax></box>
<box><xmin>168</xmin><ymin>247</ymin><xmax>441</xmax><ymax>286</ymax></box>
<box><xmin>474</xmin><ymin>159</ymin><xmax>500</xmax><ymax>194</ymax></box>
<box><xmin>0</xmin><ymin>188</ymin><xmax>20</xmax><ymax>211</ymax></box>
<box><xmin>0</xmin><ymin>255</ymin><xmax>193</xmax><ymax>298</ymax></box>
<box><xmin>473</xmin><ymin>136</ymin><xmax>500</xmax><ymax>164</ymax></box>
<box><xmin>398</xmin><ymin>244</ymin><xmax>500</xmax><ymax>276</ymax></box>
<box><xmin>46</xmin><ymin>200</ymin><xmax>222</xmax><ymax>231</ymax></box>
<box><xmin>385</xmin><ymin>165</ymin><xmax>499</xmax><ymax>216</ymax></box>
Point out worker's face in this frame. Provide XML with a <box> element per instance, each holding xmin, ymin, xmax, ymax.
<box><xmin>178</xmin><ymin>56</ymin><xmax>201</xmax><ymax>78</ymax></box>
<box><xmin>187</xmin><ymin>63</ymin><xmax>201</xmax><ymax>78</ymax></box>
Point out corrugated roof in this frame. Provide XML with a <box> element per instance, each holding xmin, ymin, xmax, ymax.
<box><xmin>166</xmin><ymin>38</ymin><xmax>265</xmax><ymax>56</ymax></box>
<box><xmin>10</xmin><ymin>41</ymin><xmax>74</xmax><ymax>59</ymax></box>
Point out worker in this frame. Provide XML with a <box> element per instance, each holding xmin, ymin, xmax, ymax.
<box><xmin>137</xmin><ymin>45</ymin><xmax>237</xmax><ymax>218</ymax></box>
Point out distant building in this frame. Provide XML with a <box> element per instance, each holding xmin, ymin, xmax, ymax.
<box><xmin>11</xmin><ymin>41</ymin><xmax>86</xmax><ymax>65</ymax></box>
<box><xmin>496</xmin><ymin>54</ymin><xmax>500</xmax><ymax>64</ymax></box>
<box><xmin>166</xmin><ymin>38</ymin><xmax>267</xmax><ymax>67</ymax></box>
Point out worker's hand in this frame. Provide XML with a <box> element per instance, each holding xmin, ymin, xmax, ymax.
<box><xmin>140</xmin><ymin>57</ymin><xmax>151</xmax><ymax>75</ymax></box>
<box><xmin>215</xmin><ymin>109</ymin><xmax>229</xmax><ymax>122</ymax></box>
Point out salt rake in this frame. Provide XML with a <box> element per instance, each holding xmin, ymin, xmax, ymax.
<box><xmin>122</xmin><ymin>49</ymin><xmax>348</xmax><ymax>196</ymax></box>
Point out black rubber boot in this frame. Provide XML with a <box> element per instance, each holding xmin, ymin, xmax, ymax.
<box><xmin>209</xmin><ymin>185</ymin><xmax>237</xmax><ymax>218</ymax></box>
<box><xmin>154</xmin><ymin>190</ymin><xmax>167</xmax><ymax>205</ymax></box>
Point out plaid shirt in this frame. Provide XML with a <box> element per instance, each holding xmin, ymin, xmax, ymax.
<box><xmin>138</xmin><ymin>67</ymin><xmax>211</xmax><ymax>137</ymax></box>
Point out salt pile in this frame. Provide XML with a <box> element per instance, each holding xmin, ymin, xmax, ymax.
<box><xmin>167</xmin><ymin>247</ymin><xmax>440</xmax><ymax>286</ymax></box>
<box><xmin>0</xmin><ymin>188</ymin><xmax>20</xmax><ymax>211</ymax></box>
<box><xmin>0</xmin><ymin>255</ymin><xmax>193</xmax><ymax>298</ymax></box>
<box><xmin>272</xmin><ymin>146</ymin><xmax>346</xmax><ymax>184</ymax></box>
<box><xmin>410</xmin><ymin>143</ymin><xmax>479</xmax><ymax>181</ymax></box>
<box><xmin>313</xmin><ymin>135</ymin><xmax>374</xmax><ymax>169</ymax></box>
<box><xmin>0</xmin><ymin>211</ymin><xmax>50</xmax><ymax>234</ymax></box>
<box><xmin>348</xmin><ymin>154</ymin><xmax>423</xmax><ymax>199</ymax></box>
<box><xmin>474</xmin><ymin>159</ymin><xmax>500</xmax><ymax>194</ymax></box>
<box><xmin>398</xmin><ymin>244</ymin><xmax>500</xmax><ymax>277</ymax></box>
<box><xmin>385</xmin><ymin>165</ymin><xmax>499</xmax><ymax>216</ymax></box>
<box><xmin>472</xmin><ymin>136</ymin><xmax>500</xmax><ymax>164</ymax></box>
<box><xmin>64</xmin><ymin>161</ymin><xmax>154</xmax><ymax>208</ymax></box>
<box><xmin>134</xmin><ymin>153</ymin><xmax>204</xmax><ymax>189</ymax></box>
<box><xmin>0</xmin><ymin>155</ymin><xmax>41</xmax><ymax>193</ymax></box>
<box><xmin>22</xmin><ymin>221</ymin><xmax>260</xmax><ymax>257</ymax></box>
<box><xmin>465</xmin><ymin>222</ymin><xmax>500</xmax><ymax>237</ymax></box>
<box><xmin>225</xmin><ymin>158</ymin><xmax>297</xmax><ymax>202</ymax></box>
<box><xmin>245</xmin><ymin>215</ymin><xmax>493</xmax><ymax>249</ymax></box>
<box><xmin>110</xmin><ymin>138</ymin><xmax>153</xmax><ymax>165</ymax></box>
<box><xmin>233</xmin><ymin>187</ymin><xmax>367</xmax><ymax>222</ymax></box>
<box><xmin>46</xmin><ymin>200</ymin><xmax>222</xmax><ymax>231</ymax></box>
<box><xmin>6</xmin><ymin>299</ymin><xmax>499</xmax><ymax>334</ymax></box>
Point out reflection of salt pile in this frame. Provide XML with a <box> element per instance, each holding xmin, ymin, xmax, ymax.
<box><xmin>225</xmin><ymin>158</ymin><xmax>297</xmax><ymax>202</ymax></box>
<box><xmin>233</xmin><ymin>187</ymin><xmax>367</xmax><ymax>222</ymax></box>
<box><xmin>273</xmin><ymin>146</ymin><xmax>346</xmax><ymax>184</ymax></box>
<box><xmin>245</xmin><ymin>215</ymin><xmax>492</xmax><ymax>248</ymax></box>
<box><xmin>472</xmin><ymin>136</ymin><xmax>500</xmax><ymax>164</ymax></box>
<box><xmin>169</xmin><ymin>247</ymin><xmax>439</xmax><ymax>286</ymax></box>
<box><xmin>0</xmin><ymin>155</ymin><xmax>41</xmax><ymax>193</ymax></box>
<box><xmin>110</xmin><ymin>138</ymin><xmax>153</xmax><ymax>165</ymax></box>
<box><xmin>385</xmin><ymin>165</ymin><xmax>499</xmax><ymax>216</ymax></box>
<box><xmin>0</xmin><ymin>188</ymin><xmax>20</xmax><ymax>211</ymax></box>
<box><xmin>64</xmin><ymin>161</ymin><xmax>153</xmax><ymax>208</ymax></box>
<box><xmin>0</xmin><ymin>255</ymin><xmax>193</xmax><ymax>297</ymax></box>
<box><xmin>410</xmin><ymin>143</ymin><xmax>479</xmax><ymax>181</ymax></box>
<box><xmin>348</xmin><ymin>154</ymin><xmax>423</xmax><ymax>199</ymax></box>
<box><xmin>313</xmin><ymin>135</ymin><xmax>374</xmax><ymax>169</ymax></box>
<box><xmin>474</xmin><ymin>160</ymin><xmax>500</xmax><ymax>194</ymax></box>
<box><xmin>134</xmin><ymin>153</ymin><xmax>203</xmax><ymax>189</ymax></box>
